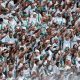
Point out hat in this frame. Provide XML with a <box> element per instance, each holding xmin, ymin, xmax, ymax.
<box><xmin>54</xmin><ymin>1</ymin><xmax>58</xmax><ymax>6</ymax></box>
<box><xmin>16</xmin><ymin>26</ymin><xmax>20</xmax><ymax>29</ymax></box>
<box><xmin>43</xmin><ymin>0</ymin><xmax>46</xmax><ymax>1</ymax></box>
<box><xmin>18</xmin><ymin>63</ymin><xmax>23</xmax><ymax>69</ymax></box>
<box><xmin>32</xmin><ymin>34</ymin><xmax>36</xmax><ymax>37</ymax></box>
<box><xmin>35</xmin><ymin>49</ymin><xmax>40</xmax><ymax>53</ymax></box>
<box><xmin>33</xmin><ymin>3</ymin><xmax>37</xmax><ymax>6</ymax></box>
<box><xmin>47</xmin><ymin>44</ymin><xmax>52</xmax><ymax>47</ymax></box>
<box><xmin>54</xmin><ymin>37</ymin><xmax>58</xmax><ymax>40</ymax></box>
<box><xmin>45</xmin><ymin>40</ymin><xmax>50</xmax><ymax>43</ymax></box>
<box><xmin>22</xmin><ymin>27</ymin><xmax>26</xmax><ymax>30</ymax></box>
<box><xmin>34</xmin><ymin>57</ymin><xmax>39</xmax><ymax>60</ymax></box>
<box><xmin>58</xmin><ymin>50</ymin><xmax>64</xmax><ymax>54</ymax></box>
<box><xmin>11</xmin><ymin>11</ymin><xmax>15</xmax><ymax>14</ymax></box>
<box><xmin>33</xmin><ymin>12</ymin><xmax>37</xmax><ymax>15</ymax></box>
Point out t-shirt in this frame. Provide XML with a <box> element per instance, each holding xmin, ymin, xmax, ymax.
<box><xmin>23</xmin><ymin>68</ymin><xmax>31</xmax><ymax>78</ymax></box>
<box><xmin>6</xmin><ymin>77</ymin><xmax>14</xmax><ymax>80</ymax></box>
<box><xmin>29</xmin><ymin>17</ymin><xmax>38</xmax><ymax>26</ymax></box>
<box><xmin>0</xmin><ymin>56</ymin><xmax>4</xmax><ymax>62</ymax></box>
<box><xmin>1</xmin><ymin>35</ymin><xmax>10</xmax><ymax>43</ymax></box>
<box><xmin>63</xmin><ymin>39</ymin><xmax>71</xmax><ymax>50</ymax></box>
<box><xmin>53</xmin><ymin>17</ymin><xmax>66</xmax><ymax>25</ymax></box>
<box><xmin>22</xmin><ymin>19</ymin><xmax>29</xmax><ymax>28</ymax></box>
<box><xmin>9</xmin><ymin>19</ymin><xmax>17</xmax><ymax>31</ymax></box>
<box><xmin>17</xmin><ymin>76</ymin><xmax>24</xmax><ymax>80</ymax></box>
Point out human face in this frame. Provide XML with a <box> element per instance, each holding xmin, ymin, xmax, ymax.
<box><xmin>0</xmin><ymin>0</ymin><xmax>2</xmax><ymax>4</ymax></box>
<box><xmin>8</xmin><ymin>71</ymin><xmax>13</xmax><ymax>77</ymax></box>
<box><xmin>73</xmin><ymin>44</ymin><xmax>78</xmax><ymax>50</ymax></box>
<box><xmin>0</xmin><ymin>66</ymin><xmax>3</xmax><ymax>74</ymax></box>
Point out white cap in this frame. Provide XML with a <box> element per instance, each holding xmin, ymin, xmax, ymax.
<box><xmin>54</xmin><ymin>1</ymin><xmax>58</xmax><ymax>6</ymax></box>
<box><xmin>18</xmin><ymin>63</ymin><xmax>23</xmax><ymax>69</ymax></box>
<box><xmin>35</xmin><ymin>49</ymin><xmax>40</xmax><ymax>53</ymax></box>
<box><xmin>33</xmin><ymin>12</ymin><xmax>37</xmax><ymax>15</ymax></box>
<box><xmin>45</xmin><ymin>40</ymin><xmax>50</xmax><ymax>43</ymax></box>
<box><xmin>11</xmin><ymin>11</ymin><xmax>15</xmax><ymax>14</ymax></box>
<box><xmin>22</xmin><ymin>27</ymin><xmax>26</xmax><ymax>30</ymax></box>
<box><xmin>43</xmin><ymin>0</ymin><xmax>46</xmax><ymax>2</ymax></box>
<box><xmin>49</xmin><ymin>1</ymin><xmax>52</xmax><ymax>5</ymax></box>
<box><xmin>47</xmin><ymin>44</ymin><xmax>52</xmax><ymax>47</ymax></box>
<box><xmin>33</xmin><ymin>3</ymin><xmax>37</xmax><ymax>6</ymax></box>
<box><xmin>32</xmin><ymin>34</ymin><xmax>36</xmax><ymax>37</ymax></box>
<box><xmin>58</xmin><ymin>50</ymin><xmax>64</xmax><ymax>54</ymax></box>
<box><xmin>16</xmin><ymin>26</ymin><xmax>20</xmax><ymax>29</ymax></box>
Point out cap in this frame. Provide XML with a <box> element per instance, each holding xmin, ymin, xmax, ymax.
<box><xmin>35</xmin><ymin>49</ymin><xmax>40</xmax><ymax>53</ymax></box>
<box><xmin>47</xmin><ymin>44</ymin><xmax>52</xmax><ymax>47</ymax></box>
<box><xmin>22</xmin><ymin>27</ymin><xmax>26</xmax><ymax>30</ymax></box>
<box><xmin>45</xmin><ymin>40</ymin><xmax>50</xmax><ymax>43</ymax></box>
<box><xmin>16</xmin><ymin>26</ymin><xmax>20</xmax><ymax>29</ymax></box>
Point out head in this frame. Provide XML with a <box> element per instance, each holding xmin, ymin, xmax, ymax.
<box><xmin>35</xmin><ymin>49</ymin><xmax>40</xmax><ymax>56</ymax></box>
<box><xmin>8</xmin><ymin>71</ymin><xmax>13</xmax><ymax>78</ymax></box>
<box><xmin>73</xmin><ymin>44</ymin><xmax>78</xmax><ymax>50</ymax></box>
<box><xmin>0</xmin><ymin>65</ymin><xmax>3</xmax><ymax>74</ymax></box>
<box><xmin>0</xmin><ymin>18</ymin><xmax>3</xmax><ymax>24</ymax></box>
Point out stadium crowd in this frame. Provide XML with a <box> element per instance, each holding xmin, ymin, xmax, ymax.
<box><xmin>0</xmin><ymin>0</ymin><xmax>80</xmax><ymax>80</ymax></box>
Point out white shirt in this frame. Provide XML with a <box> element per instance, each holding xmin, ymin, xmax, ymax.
<box><xmin>75</xmin><ymin>18</ymin><xmax>80</xmax><ymax>27</ymax></box>
<box><xmin>8</xmin><ymin>0</ymin><xmax>15</xmax><ymax>9</ymax></box>
<box><xmin>1</xmin><ymin>2</ymin><xmax>6</xmax><ymax>8</ymax></box>
<box><xmin>29</xmin><ymin>17</ymin><xmax>38</xmax><ymax>26</ymax></box>
<box><xmin>48</xmin><ymin>50</ymin><xmax>53</xmax><ymax>60</ymax></box>
<box><xmin>0</xmin><ymin>22</ymin><xmax>6</xmax><ymax>30</ymax></box>
<box><xmin>7</xmin><ymin>77</ymin><xmax>14</xmax><ymax>80</ymax></box>
<box><xmin>3</xmin><ymin>19</ymin><xmax>9</xmax><ymax>25</ymax></box>
<box><xmin>63</xmin><ymin>39</ymin><xmax>71</xmax><ymax>50</ymax></box>
<box><xmin>41</xmin><ymin>50</ymin><xmax>46</xmax><ymax>55</ymax></box>
<box><xmin>24</xmin><ymin>6</ymin><xmax>31</xmax><ymax>13</ymax></box>
<box><xmin>23</xmin><ymin>68</ymin><xmax>31</xmax><ymax>77</ymax></box>
<box><xmin>31</xmin><ymin>64</ymin><xmax>38</xmax><ymax>74</ymax></box>
<box><xmin>9</xmin><ymin>19</ymin><xmax>17</xmax><ymax>31</ymax></box>
<box><xmin>17</xmin><ymin>76</ymin><xmax>24</xmax><ymax>80</ymax></box>
<box><xmin>52</xmin><ymin>65</ymin><xmax>60</xmax><ymax>74</ymax></box>
<box><xmin>66</xmin><ymin>54</ymin><xmax>71</xmax><ymax>62</ymax></box>
<box><xmin>76</xmin><ymin>57</ymin><xmax>80</xmax><ymax>69</ymax></box>
<box><xmin>1</xmin><ymin>35</ymin><xmax>10</xmax><ymax>43</ymax></box>
<box><xmin>53</xmin><ymin>17</ymin><xmax>66</xmax><ymax>25</ymax></box>
<box><xmin>71</xmin><ymin>35</ymin><xmax>78</xmax><ymax>47</ymax></box>
<box><xmin>1</xmin><ymin>73</ymin><xmax>5</xmax><ymax>80</ymax></box>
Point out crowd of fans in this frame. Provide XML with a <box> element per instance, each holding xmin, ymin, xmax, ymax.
<box><xmin>0</xmin><ymin>0</ymin><xmax>80</xmax><ymax>80</ymax></box>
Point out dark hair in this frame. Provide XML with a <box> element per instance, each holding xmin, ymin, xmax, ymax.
<box><xmin>45</xmin><ymin>47</ymin><xmax>50</xmax><ymax>51</ymax></box>
<box><xmin>0</xmin><ymin>18</ymin><xmax>3</xmax><ymax>23</ymax></box>
<box><xmin>73</xmin><ymin>44</ymin><xmax>78</xmax><ymax>51</ymax></box>
<box><xmin>25</xmin><ymin>54</ymin><xmax>31</xmax><ymax>60</ymax></box>
<box><xmin>20</xmin><ymin>47</ymin><xmax>24</xmax><ymax>51</ymax></box>
<box><xmin>13</xmin><ymin>0</ymin><xmax>18</xmax><ymax>4</ymax></box>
